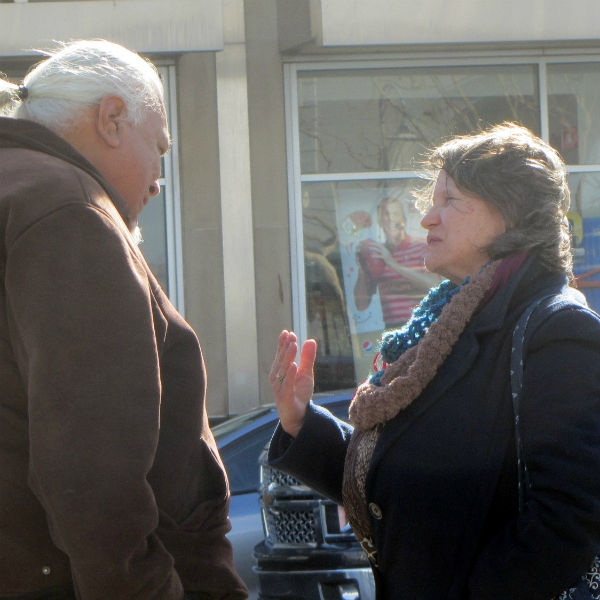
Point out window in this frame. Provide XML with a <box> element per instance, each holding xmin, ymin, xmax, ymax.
<box><xmin>286</xmin><ymin>56</ymin><xmax>600</xmax><ymax>391</ymax></box>
<box><xmin>139</xmin><ymin>65</ymin><xmax>184</xmax><ymax>313</ymax></box>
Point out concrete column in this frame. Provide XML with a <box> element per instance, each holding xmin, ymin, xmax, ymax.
<box><xmin>246</xmin><ymin>0</ymin><xmax>293</xmax><ymax>404</ymax></box>
<box><xmin>216</xmin><ymin>0</ymin><xmax>260</xmax><ymax>414</ymax></box>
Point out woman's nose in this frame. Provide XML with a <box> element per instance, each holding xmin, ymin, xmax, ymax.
<box><xmin>420</xmin><ymin>205</ymin><xmax>438</xmax><ymax>230</ymax></box>
<box><xmin>149</xmin><ymin>180</ymin><xmax>161</xmax><ymax>197</ymax></box>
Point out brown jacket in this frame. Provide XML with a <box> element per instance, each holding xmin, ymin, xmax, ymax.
<box><xmin>0</xmin><ymin>117</ymin><xmax>248</xmax><ymax>600</ymax></box>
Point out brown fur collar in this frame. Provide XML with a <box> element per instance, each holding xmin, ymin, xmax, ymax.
<box><xmin>349</xmin><ymin>261</ymin><xmax>500</xmax><ymax>431</ymax></box>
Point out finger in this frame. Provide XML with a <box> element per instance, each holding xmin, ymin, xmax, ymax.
<box><xmin>272</xmin><ymin>341</ymin><xmax>298</xmax><ymax>395</ymax></box>
<box><xmin>270</xmin><ymin>330</ymin><xmax>290</xmax><ymax>383</ymax></box>
<box><xmin>277</xmin><ymin>330</ymin><xmax>288</xmax><ymax>351</ymax></box>
<box><xmin>271</xmin><ymin>346</ymin><xmax>294</xmax><ymax>388</ymax></box>
<box><xmin>276</xmin><ymin>334</ymin><xmax>297</xmax><ymax>374</ymax></box>
<box><xmin>277</xmin><ymin>332</ymin><xmax>297</xmax><ymax>365</ymax></box>
<box><xmin>275</xmin><ymin>330</ymin><xmax>290</xmax><ymax>361</ymax></box>
<box><xmin>277</xmin><ymin>361</ymin><xmax>298</xmax><ymax>401</ymax></box>
<box><xmin>298</xmin><ymin>339</ymin><xmax>317</xmax><ymax>377</ymax></box>
<box><xmin>279</xmin><ymin>340</ymin><xmax>298</xmax><ymax>379</ymax></box>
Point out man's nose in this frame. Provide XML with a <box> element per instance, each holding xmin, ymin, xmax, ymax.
<box><xmin>149</xmin><ymin>180</ymin><xmax>161</xmax><ymax>197</ymax></box>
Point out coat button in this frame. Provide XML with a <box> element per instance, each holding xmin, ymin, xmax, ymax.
<box><xmin>368</xmin><ymin>502</ymin><xmax>382</xmax><ymax>520</ymax></box>
<box><xmin>42</xmin><ymin>566</ymin><xmax>51</xmax><ymax>575</ymax></box>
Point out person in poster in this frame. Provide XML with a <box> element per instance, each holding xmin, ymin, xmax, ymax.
<box><xmin>353</xmin><ymin>196</ymin><xmax>440</xmax><ymax>328</ymax></box>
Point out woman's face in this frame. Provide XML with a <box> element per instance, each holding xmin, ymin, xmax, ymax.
<box><xmin>420</xmin><ymin>170</ymin><xmax>506</xmax><ymax>284</ymax></box>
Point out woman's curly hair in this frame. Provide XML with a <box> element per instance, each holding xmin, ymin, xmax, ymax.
<box><xmin>415</xmin><ymin>122</ymin><xmax>572</xmax><ymax>277</ymax></box>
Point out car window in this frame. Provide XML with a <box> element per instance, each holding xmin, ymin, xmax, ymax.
<box><xmin>220</xmin><ymin>424</ymin><xmax>277</xmax><ymax>495</ymax></box>
<box><xmin>212</xmin><ymin>406</ymin><xmax>274</xmax><ymax>441</ymax></box>
<box><xmin>326</xmin><ymin>401</ymin><xmax>351</xmax><ymax>423</ymax></box>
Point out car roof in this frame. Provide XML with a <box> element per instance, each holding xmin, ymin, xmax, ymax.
<box><xmin>213</xmin><ymin>389</ymin><xmax>354</xmax><ymax>447</ymax></box>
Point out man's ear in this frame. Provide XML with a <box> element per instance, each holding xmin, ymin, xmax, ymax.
<box><xmin>96</xmin><ymin>95</ymin><xmax>128</xmax><ymax>149</ymax></box>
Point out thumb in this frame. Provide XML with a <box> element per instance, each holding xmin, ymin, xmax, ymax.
<box><xmin>298</xmin><ymin>339</ymin><xmax>317</xmax><ymax>376</ymax></box>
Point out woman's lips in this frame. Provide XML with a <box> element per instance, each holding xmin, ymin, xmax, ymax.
<box><xmin>427</xmin><ymin>235</ymin><xmax>442</xmax><ymax>244</ymax></box>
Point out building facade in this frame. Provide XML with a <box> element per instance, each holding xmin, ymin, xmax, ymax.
<box><xmin>2</xmin><ymin>0</ymin><xmax>600</xmax><ymax>417</ymax></box>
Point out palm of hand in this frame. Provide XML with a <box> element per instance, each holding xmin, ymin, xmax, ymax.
<box><xmin>294</xmin><ymin>370</ymin><xmax>314</xmax><ymax>405</ymax></box>
<box><xmin>271</xmin><ymin>333</ymin><xmax>317</xmax><ymax>437</ymax></box>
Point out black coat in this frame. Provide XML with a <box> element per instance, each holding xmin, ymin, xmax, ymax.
<box><xmin>269</xmin><ymin>257</ymin><xmax>600</xmax><ymax>600</ymax></box>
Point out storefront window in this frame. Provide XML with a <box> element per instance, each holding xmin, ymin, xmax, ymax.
<box><xmin>567</xmin><ymin>172</ymin><xmax>600</xmax><ymax>312</ymax></box>
<box><xmin>302</xmin><ymin>179</ymin><xmax>435</xmax><ymax>388</ymax></box>
<box><xmin>289</xmin><ymin>57</ymin><xmax>600</xmax><ymax>392</ymax></box>
<box><xmin>138</xmin><ymin>181</ymin><xmax>169</xmax><ymax>290</ymax></box>
<box><xmin>139</xmin><ymin>65</ymin><xmax>183</xmax><ymax>312</ymax></box>
<box><xmin>547</xmin><ymin>63</ymin><xmax>600</xmax><ymax>166</ymax></box>
<box><xmin>298</xmin><ymin>65</ymin><xmax>540</xmax><ymax>174</ymax></box>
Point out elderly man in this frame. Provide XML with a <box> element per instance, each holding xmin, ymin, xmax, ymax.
<box><xmin>0</xmin><ymin>41</ymin><xmax>247</xmax><ymax>600</ymax></box>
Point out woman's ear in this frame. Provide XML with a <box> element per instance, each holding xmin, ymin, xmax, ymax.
<box><xmin>95</xmin><ymin>95</ymin><xmax>127</xmax><ymax>149</ymax></box>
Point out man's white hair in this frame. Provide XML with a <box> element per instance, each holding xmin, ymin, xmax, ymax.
<box><xmin>0</xmin><ymin>39</ymin><xmax>164</xmax><ymax>133</ymax></box>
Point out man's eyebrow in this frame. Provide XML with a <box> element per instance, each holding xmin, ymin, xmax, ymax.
<box><xmin>160</xmin><ymin>135</ymin><xmax>172</xmax><ymax>155</ymax></box>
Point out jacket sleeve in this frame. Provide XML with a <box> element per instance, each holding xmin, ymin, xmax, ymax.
<box><xmin>5</xmin><ymin>203</ymin><xmax>183</xmax><ymax>600</ymax></box>
<box><xmin>469</xmin><ymin>306</ymin><xmax>600</xmax><ymax>600</ymax></box>
<box><xmin>268</xmin><ymin>402</ymin><xmax>354</xmax><ymax>505</ymax></box>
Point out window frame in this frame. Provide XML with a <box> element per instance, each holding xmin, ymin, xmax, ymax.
<box><xmin>284</xmin><ymin>50</ymin><xmax>600</xmax><ymax>362</ymax></box>
<box><xmin>157</xmin><ymin>64</ymin><xmax>185</xmax><ymax>315</ymax></box>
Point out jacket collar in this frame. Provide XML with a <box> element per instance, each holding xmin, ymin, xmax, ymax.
<box><xmin>0</xmin><ymin>116</ymin><xmax>133</xmax><ymax>229</ymax></box>
<box><xmin>369</xmin><ymin>254</ymin><xmax>573</xmax><ymax>470</ymax></box>
<box><xmin>471</xmin><ymin>252</ymin><xmax>570</xmax><ymax>336</ymax></box>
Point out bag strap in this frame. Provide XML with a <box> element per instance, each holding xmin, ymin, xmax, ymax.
<box><xmin>511</xmin><ymin>295</ymin><xmax>555</xmax><ymax>513</ymax></box>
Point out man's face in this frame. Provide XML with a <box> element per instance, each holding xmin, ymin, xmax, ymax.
<box><xmin>380</xmin><ymin>200</ymin><xmax>406</xmax><ymax>246</ymax></box>
<box><xmin>107</xmin><ymin>108</ymin><xmax>170</xmax><ymax>226</ymax></box>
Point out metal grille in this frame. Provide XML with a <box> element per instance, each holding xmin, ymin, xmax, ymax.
<box><xmin>266</xmin><ymin>508</ymin><xmax>317</xmax><ymax>544</ymax></box>
<box><xmin>260</xmin><ymin>458</ymin><xmax>320</xmax><ymax>546</ymax></box>
<box><xmin>262</xmin><ymin>464</ymin><xmax>303</xmax><ymax>488</ymax></box>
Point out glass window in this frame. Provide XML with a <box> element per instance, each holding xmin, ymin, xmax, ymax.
<box><xmin>567</xmin><ymin>172</ymin><xmax>600</xmax><ymax>313</ymax></box>
<box><xmin>143</xmin><ymin>65</ymin><xmax>183</xmax><ymax>309</ymax></box>
<box><xmin>138</xmin><ymin>181</ymin><xmax>169</xmax><ymax>291</ymax></box>
<box><xmin>298</xmin><ymin>65</ymin><xmax>540</xmax><ymax>174</ymax></box>
<box><xmin>220</xmin><ymin>425</ymin><xmax>276</xmax><ymax>495</ymax></box>
<box><xmin>303</xmin><ymin>178</ymin><xmax>437</xmax><ymax>389</ymax></box>
<box><xmin>290</xmin><ymin>57</ymin><xmax>600</xmax><ymax>392</ymax></box>
<box><xmin>547</xmin><ymin>63</ymin><xmax>600</xmax><ymax>166</ymax></box>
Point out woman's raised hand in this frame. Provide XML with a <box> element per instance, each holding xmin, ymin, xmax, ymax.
<box><xmin>269</xmin><ymin>330</ymin><xmax>316</xmax><ymax>438</ymax></box>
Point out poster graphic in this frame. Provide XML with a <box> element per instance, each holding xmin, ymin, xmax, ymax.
<box><xmin>334</xmin><ymin>185</ymin><xmax>430</xmax><ymax>383</ymax></box>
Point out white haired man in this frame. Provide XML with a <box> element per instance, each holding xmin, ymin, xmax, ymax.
<box><xmin>0</xmin><ymin>41</ymin><xmax>248</xmax><ymax>600</ymax></box>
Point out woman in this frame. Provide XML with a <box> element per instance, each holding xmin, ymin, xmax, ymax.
<box><xmin>268</xmin><ymin>123</ymin><xmax>600</xmax><ymax>600</ymax></box>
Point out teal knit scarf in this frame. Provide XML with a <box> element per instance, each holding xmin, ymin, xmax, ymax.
<box><xmin>370</xmin><ymin>277</ymin><xmax>469</xmax><ymax>385</ymax></box>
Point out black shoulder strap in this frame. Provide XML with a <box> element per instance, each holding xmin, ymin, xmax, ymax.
<box><xmin>511</xmin><ymin>295</ymin><xmax>555</xmax><ymax>513</ymax></box>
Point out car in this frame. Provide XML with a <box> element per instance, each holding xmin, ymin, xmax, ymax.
<box><xmin>212</xmin><ymin>390</ymin><xmax>375</xmax><ymax>600</ymax></box>
<box><xmin>213</xmin><ymin>404</ymin><xmax>278</xmax><ymax>599</ymax></box>
<box><xmin>254</xmin><ymin>405</ymin><xmax>375</xmax><ymax>600</ymax></box>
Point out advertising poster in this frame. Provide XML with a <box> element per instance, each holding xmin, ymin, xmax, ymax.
<box><xmin>571</xmin><ymin>210</ymin><xmax>600</xmax><ymax>313</ymax></box>
<box><xmin>334</xmin><ymin>184</ymin><xmax>429</xmax><ymax>383</ymax></box>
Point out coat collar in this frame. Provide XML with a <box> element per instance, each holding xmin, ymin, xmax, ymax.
<box><xmin>472</xmin><ymin>252</ymin><xmax>570</xmax><ymax>335</ymax></box>
<box><xmin>369</xmin><ymin>255</ymin><xmax>572</xmax><ymax>470</ymax></box>
<box><xmin>0</xmin><ymin>116</ymin><xmax>133</xmax><ymax>229</ymax></box>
